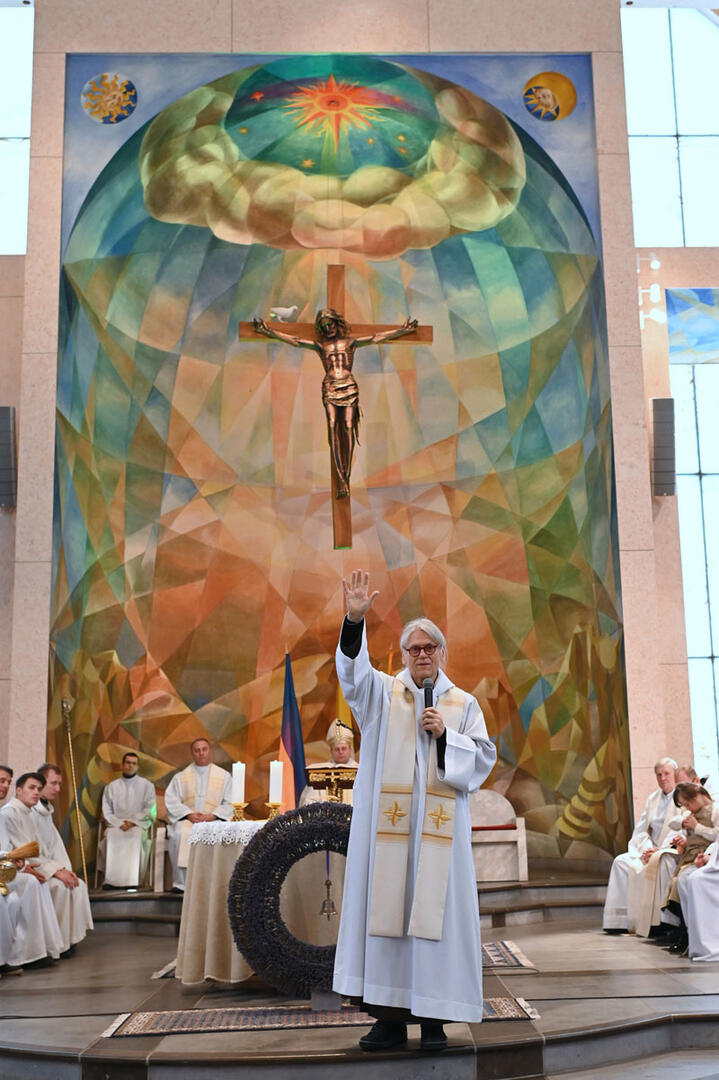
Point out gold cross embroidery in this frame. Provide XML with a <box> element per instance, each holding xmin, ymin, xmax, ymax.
<box><xmin>383</xmin><ymin>801</ymin><xmax>407</xmax><ymax>827</ymax></box>
<box><xmin>429</xmin><ymin>804</ymin><xmax>451</xmax><ymax>830</ymax></box>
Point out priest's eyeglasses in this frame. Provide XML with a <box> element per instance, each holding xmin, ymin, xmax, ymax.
<box><xmin>406</xmin><ymin>643</ymin><xmax>438</xmax><ymax>657</ymax></box>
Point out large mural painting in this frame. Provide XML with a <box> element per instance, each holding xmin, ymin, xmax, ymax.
<box><xmin>52</xmin><ymin>53</ymin><xmax>629</xmax><ymax>871</ymax></box>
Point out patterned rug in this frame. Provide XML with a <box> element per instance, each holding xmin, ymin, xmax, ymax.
<box><xmin>151</xmin><ymin>941</ymin><xmax>533</xmax><ymax>983</ymax></box>
<box><xmin>482</xmin><ymin>940</ymin><xmax>536</xmax><ymax>970</ymax></box>
<box><xmin>104</xmin><ymin>998</ymin><xmax>537</xmax><ymax>1037</ymax></box>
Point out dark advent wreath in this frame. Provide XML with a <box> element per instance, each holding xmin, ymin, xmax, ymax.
<box><xmin>227</xmin><ymin>802</ymin><xmax>352</xmax><ymax>996</ymax></box>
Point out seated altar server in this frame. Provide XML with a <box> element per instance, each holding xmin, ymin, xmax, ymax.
<box><xmin>678</xmin><ymin>840</ymin><xmax>719</xmax><ymax>961</ymax></box>
<box><xmin>0</xmin><ymin>766</ymin><xmax>63</xmax><ymax>970</ymax></box>
<box><xmin>299</xmin><ymin>719</ymin><xmax>358</xmax><ymax>806</ymax></box>
<box><xmin>164</xmin><ymin>738</ymin><xmax>232</xmax><ymax>891</ymax></box>
<box><xmin>101</xmin><ymin>751</ymin><xmax>156</xmax><ymax>888</ymax></box>
<box><xmin>333</xmin><ymin>570</ymin><xmax>497</xmax><ymax>1052</ymax></box>
<box><xmin>1</xmin><ymin>769</ymin><xmax>92</xmax><ymax>954</ymax></box>
<box><xmin>603</xmin><ymin>757</ymin><xmax>680</xmax><ymax>935</ymax></box>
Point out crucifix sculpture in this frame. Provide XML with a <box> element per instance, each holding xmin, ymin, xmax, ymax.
<box><xmin>238</xmin><ymin>265</ymin><xmax>433</xmax><ymax>549</ymax></box>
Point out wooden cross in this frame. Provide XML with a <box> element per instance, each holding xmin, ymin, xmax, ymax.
<box><xmin>238</xmin><ymin>265</ymin><xmax>433</xmax><ymax>549</ymax></box>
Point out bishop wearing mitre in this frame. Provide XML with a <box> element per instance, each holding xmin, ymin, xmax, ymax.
<box><xmin>164</xmin><ymin>738</ymin><xmax>232</xmax><ymax>891</ymax></box>
<box><xmin>299</xmin><ymin>719</ymin><xmax>358</xmax><ymax>806</ymax></box>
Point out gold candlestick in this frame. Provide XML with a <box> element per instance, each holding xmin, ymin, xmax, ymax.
<box><xmin>265</xmin><ymin>801</ymin><xmax>281</xmax><ymax>819</ymax></box>
<box><xmin>231</xmin><ymin>802</ymin><xmax>247</xmax><ymax>821</ymax></box>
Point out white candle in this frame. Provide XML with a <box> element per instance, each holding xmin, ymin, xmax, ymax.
<box><xmin>232</xmin><ymin>762</ymin><xmax>245</xmax><ymax>804</ymax></box>
<box><xmin>269</xmin><ymin>760</ymin><xmax>283</xmax><ymax>804</ymax></box>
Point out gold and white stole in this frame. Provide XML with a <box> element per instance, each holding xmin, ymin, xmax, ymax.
<box><xmin>368</xmin><ymin>676</ymin><xmax>467</xmax><ymax>941</ymax></box>
<box><xmin>177</xmin><ymin>765</ymin><xmax>227</xmax><ymax>867</ymax></box>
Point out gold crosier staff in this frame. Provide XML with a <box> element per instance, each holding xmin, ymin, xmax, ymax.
<box><xmin>61</xmin><ymin>698</ymin><xmax>88</xmax><ymax>885</ymax></box>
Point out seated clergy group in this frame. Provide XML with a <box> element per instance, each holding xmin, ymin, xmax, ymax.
<box><xmin>603</xmin><ymin>757</ymin><xmax>719</xmax><ymax>958</ymax></box>
<box><xmin>0</xmin><ymin>763</ymin><xmax>93</xmax><ymax>974</ymax></box>
<box><xmin>0</xmin><ymin>720</ymin><xmax>358</xmax><ymax>967</ymax></box>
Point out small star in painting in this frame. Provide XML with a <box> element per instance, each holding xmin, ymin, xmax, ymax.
<box><xmin>250</xmin><ymin>91</ymin><xmax>265</xmax><ymax>102</ymax></box>
<box><xmin>300</xmin><ymin>158</ymin><xmax>316</xmax><ymax>169</ymax></box>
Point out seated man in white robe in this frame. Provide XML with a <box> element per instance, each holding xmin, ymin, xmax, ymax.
<box><xmin>100</xmin><ymin>751</ymin><xmax>156</xmax><ymax>888</ymax></box>
<box><xmin>299</xmin><ymin>719</ymin><xmax>358</xmax><ymax>806</ymax></box>
<box><xmin>676</xmin><ymin>764</ymin><xmax>719</xmax><ymax>800</ymax></box>
<box><xmin>334</xmin><ymin>570</ymin><xmax>497</xmax><ymax>1052</ymax></box>
<box><xmin>603</xmin><ymin>757</ymin><xmax>680</xmax><ymax>935</ymax></box>
<box><xmin>164</xmin><ymin>738</ymin><xmax>232</xmax><ymax>891</ymax></box>
<box><xmin>0</xmin><ymin>766</ymin><xmax>64</xmax><ymax>971</ymax></box>
<box><xmin>1</xmin><ymin>769</ymin><xmax>92</xmax><ymax>955</ymax></box>
<box><xmin>678</xmin><ymin>839</ymin><xmax>719</xmax><ymax>961</ymax></box>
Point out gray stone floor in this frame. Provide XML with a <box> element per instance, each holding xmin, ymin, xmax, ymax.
<box><xmin>0</xmin><ymin>918</ymin><xmax>718</xmax><ymax>1078</ymax></box>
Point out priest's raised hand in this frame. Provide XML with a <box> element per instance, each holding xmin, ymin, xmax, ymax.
<box><xmin>342</xmin><ymin>569</ymin><xmax>379</xmax><ymax>623</ymax></box>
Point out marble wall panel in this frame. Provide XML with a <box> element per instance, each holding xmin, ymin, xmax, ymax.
<box><xmin>34</xmin><ymin>0</ymin><xmax>232</xmax><ymax>54</ymax></box>
<box><xmin>232</xmin><ymin>0</ymin><xmax>430</xmax><ymax>51</ymax></box>
<box><xmin>428</xmin><ymin>0</ymin><xmax>621</xmax><ymax>52</ymax></box>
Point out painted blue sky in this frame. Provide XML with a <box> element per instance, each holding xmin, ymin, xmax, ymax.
<box><xmin>62</xmin><ymin>52</ymin><xmax>599</xmax><ymax>254</ymax></box>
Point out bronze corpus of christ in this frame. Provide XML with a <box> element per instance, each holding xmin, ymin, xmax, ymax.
<box><xmin>252</xmin><ymin>308</ymin><xmax>418</xmax><ymax>499</ymax></box>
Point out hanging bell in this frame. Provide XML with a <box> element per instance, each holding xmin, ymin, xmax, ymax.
<box><xmin>320</xmin><ymin>877</ymin><xmax>338</xmax><ymax>920</ymax></box>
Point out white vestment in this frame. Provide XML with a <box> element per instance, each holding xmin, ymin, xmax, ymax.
<box><xmin>299</xmin><ymin>760</ymin><xmax>357</xmax><ymax>807</ymax></box>
<box><xmin>603</xmin><ymin>787</ymin><xmax>679</xmax><ymax>933</ymax></box>
<box><xmin>101</xmin><ymin>775</ymin><xmax>156</xmax><ymax>886</ymax></box>
<box><xmin>0</xmin><ymin>811</ymin><xmax>64</xmax><ymax>965</ymax></box>
<box><xmin>0</xmin><ymin>798</ymin><xmax>93</xmax><ymax>952</ymax></box>
<box><xmin>333</xmin><ymin>624</ymin><xmax>497</xmax><ymax>1022</ymax></box>
<box><xmin>164</xmin><ymin>764</ymin><xmax>232</xmax><ymax>889</ymax></box>
<box><xmin>678</xmin><ymin>840</ymin><xmax>719</xmax><ymax>961</ymax></box>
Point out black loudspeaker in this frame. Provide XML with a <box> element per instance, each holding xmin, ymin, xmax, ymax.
<box><xmin>651</xmin><ymin>397</ymin><xmax>675</xmax><ymax>497</ymax></box>
<box><xmin>0</xmin><ymin>407</ymin><xmax>17</xmax><ymax>508</ymax></box>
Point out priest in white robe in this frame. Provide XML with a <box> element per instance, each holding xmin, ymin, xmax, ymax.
<box><xmin>0</xmin><ymin>802</ymin><xmax>64</xmax><ymax>969</ymax></box>
<box><xmin>603</xmin><ymin>757</ymin><xmax>681</xmax><ymax>934</ymax></box>
<box><xmin>164</xmin><ymin>738</ymin><xmax>232</xmax><ymax>891</ymax></box>
<box><xmin>677</xmin><ymin>840</ymin><xmax>719</xmax><ymax>961</ymax></box>
<box><xmin>299</xmin><ymin>719</ymin><xmax>358</xmax><ymax>807</ymax></box>
<box><xmin>1</xmin><ymin>769</ymin><xmax>92</xmax><ymax>954</ymax></box>
<box><xmin>100</xmin><ymin>751</ymin><xmax>156</xmax><ymax>887</ymax></box>
<box><xmin>333</xmin><ymin>570</ymin><xmax>497</xmax><ymax>1052</ymax></box>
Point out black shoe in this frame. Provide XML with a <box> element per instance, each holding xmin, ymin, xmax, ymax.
<box><xmin>0</xmin><ymin>964</ymin><xmax>23</xmax><ymax>976</ymax></box>
<box><xmin>652</xmin><ymin>929</ymin><xmax>680</xmax><ymax>946</ymax></box>
<box><xmin>603</xmin><ymin>928</ymin><xmax>628</xmax><ymax>935</ymax></box>
<box><xmin>669</xmin><ymin>933</ymin><xmax>689</xmax><ymax>955</ymax></box>
<box><xmin>420</xmin><ymin>1022</ymin><xmax>447</xmax><ymax>1050</ymax></box>
<box><xmin>358</xmin><ymin>1021</ymin><xmax>408</xmax><ymax>1052</ymax></box>
<box><xmin>60</xmin><ymin>945</ymin><xmax>77</xmax><ymax>959</ymax></box>
<box><xmin>23</xmin><ymin>956</ymin><xmax>55</xmax><ymax>969</ymax></box>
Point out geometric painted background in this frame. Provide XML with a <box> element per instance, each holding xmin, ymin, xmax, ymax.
<box><xmin>51</xmin><ymin>53</ymin><xmax>629</xmax><ymax>871</ymax></box>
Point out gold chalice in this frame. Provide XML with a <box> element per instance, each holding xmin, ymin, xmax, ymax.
<box><xmin>0</xmin><ymin>859</ymin><xmax>17</xmax><ymax>896</ymax></box>
<box><xmin>0</xmin><ymin>840</ymin><xmax>39</xmax><ymax>895</ymax></box>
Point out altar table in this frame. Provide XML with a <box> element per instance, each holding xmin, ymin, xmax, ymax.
<box><xmin>175</xmin><ymin>819</ymin><xmax>345</xmax><ymax>984</ymax></box>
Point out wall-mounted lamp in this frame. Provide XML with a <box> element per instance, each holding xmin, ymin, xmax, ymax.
<box><xmin>638</xmin><ymin>283</ymin><xmax>662</xmax><ymax>306</ymax></box>
<box><xmin>636</xmin><ymin>253</ymin><xmax>661</xmax><ymax>273</ymax></box>
<box><xmin>639</xmin><ymin>308</ymin><xmax>667</xmax><ymax>331</ymax></box>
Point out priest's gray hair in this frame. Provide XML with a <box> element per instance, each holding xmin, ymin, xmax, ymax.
<box><xmin>400</xmin><ymin>618</ymin><xmax>448</xmax><ymax>658</ymax></box>
<box><xmin>654</xmin><ymin>756</ymin><xmax>678</xmax><ymax>772</ymax></box>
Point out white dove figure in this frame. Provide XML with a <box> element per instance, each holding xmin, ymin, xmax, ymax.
<box><xmin>269</xmin><ymin>305</ymin><xmax>299</xmax><ymax>322</ymax></box>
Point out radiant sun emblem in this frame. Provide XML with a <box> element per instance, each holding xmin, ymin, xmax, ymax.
<box><xmin>285</xmin><ymin>73</ymin><xmax>387</xmax><ymax>150</ymax></box>
<box><xmin>81</xmin><ymin>72</ymin><xmax>137</xmax><ymax>125</ymax></box>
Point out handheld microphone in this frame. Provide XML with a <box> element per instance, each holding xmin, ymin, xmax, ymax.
<box><xmin>423</xmin><ymin>678</ymin><xmax>434</xmax><ymax>711</ymax></box>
